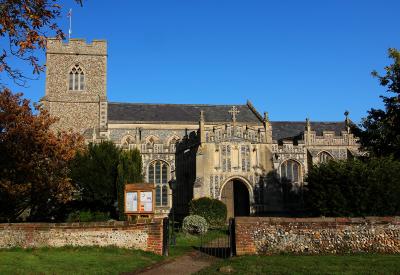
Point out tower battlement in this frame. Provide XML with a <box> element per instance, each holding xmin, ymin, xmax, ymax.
<box><xmin>43</xmin><ymin>38</ymin><xmax>108</xmax><ymax>134</ymax></box>
<box><xmin>46</xmin><ymin>38</ymin><xmax>107</xmax><ymax>56</ymax></box>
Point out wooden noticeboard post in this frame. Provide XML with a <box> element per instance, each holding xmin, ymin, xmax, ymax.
<box><xmin>124</xmin><ymin>183</ymin><xmax>155</xmax><ymax>220</ymax></box>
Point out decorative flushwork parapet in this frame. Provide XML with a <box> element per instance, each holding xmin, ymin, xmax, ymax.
<box><xmin>205</xmin><ymin>124</ymin><xmax>266</xmax><ymax>144</ymax></box>
<box><xmin>304</xmin><ymin>130</ymin><xmax>357</xmax><ymax>146</ymax></box>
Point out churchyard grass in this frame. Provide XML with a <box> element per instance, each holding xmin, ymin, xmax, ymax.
<box><xmin>0</xmin><ymin>246</ymin><xmax>162</xmax><ymax>275</ymax></box>
<box><xmin>169</xmin><ymin>229</ymin><xmax>228</xmax><ymax>257</ymax></box>
<box><xmin>196</xmin><ymin>254</ymin><xmax>400</xmax><ymax>274</ymax></box>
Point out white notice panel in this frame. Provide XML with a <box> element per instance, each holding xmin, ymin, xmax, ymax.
<box><xmin>126</xmin><ymin>191</ymin><xmax>138</xmax><ymax>212</ymax></box>
<box><xmin>140</xmin><ymin>191</ymin><xmax>153</xmax><ymax>212</ymax></box>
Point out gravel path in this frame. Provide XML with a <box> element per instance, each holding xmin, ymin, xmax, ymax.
<box><xmin>135</xmin><ymin>251</ymin><xmax>216</xmax><ymax>275</ymax></box>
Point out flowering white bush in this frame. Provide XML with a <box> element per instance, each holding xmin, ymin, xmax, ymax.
<box><xmin>182</xmin><ymin>215</ymin><xmax>208</xmax><ymax>235</ymax></box>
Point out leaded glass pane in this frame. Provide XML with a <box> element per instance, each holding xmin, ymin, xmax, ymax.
<box><xmin>162</xmin><ymin>186</ymin><xmax>168</xmax><ymax>206</ymax></box>
<box><xmin>156</xmin><ymin>185</ymin><xmax>161</xmax><ymax>206</ymax></box>
<box><xmin>148</xmin><ymin>163</ymin><xmax>154</xmax><ymax>183</ymax></box>
<box><xmin>293</xmin><ymin>163</ymin><xmax>299</xmax><ymax>182</ymax></box>
<box><xmin>80</xmin><ymin>73</ymin><xmax>85</xmax><ymax>90</ymax></box>
<box><xmin>162</xmin><ymin>164</ymin><xmax>167</xmax><ymax>184</ymax></box>
<box><xmin>74</xmin><ymin>73</ymin><xmax>79</xmax><ymax>90</ymax></box>
<box><xmin>155</xmin><ymin>162</ymin><xmax>161</xmax><ymax>183</ymax></box>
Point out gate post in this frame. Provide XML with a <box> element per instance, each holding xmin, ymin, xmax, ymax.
<box><xmin>162</xmin><ymin>217</ymin><xmax>170</xmax><ymax>256</ymax></box>
<box><xmin>229</xmin><ymin>218</ymin><xmax>236</xmax><ymax>257</ymax></box>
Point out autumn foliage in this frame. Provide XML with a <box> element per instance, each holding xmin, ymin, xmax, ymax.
<box><xmin>0</xmin><ymin>0</ymin><xmax>82</xmax><ymax>86</ymax></box>
<box><xmin>0</xmin><ymin>89</ymin><xmax>84</xmax><ymax>221</ymax></box>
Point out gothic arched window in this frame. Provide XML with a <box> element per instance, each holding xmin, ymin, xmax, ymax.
<box><xmin>148</xmin><ymin>160</ymin><xmax>169</xmax><ymax>207</ymax></box>
<box><xmin>68</xmin><ymin>64</ymin><xmax>85</xmax><ymax>91</ymax></box>
<box><xmin>280</xmin><ymin>160</ymin><xmax>301</xmax><ymax>183</ymax></box>
<box><xmin>318</xmin><ymin>151</ymin><xmax>333</xmax><ymax>163</ymax></box>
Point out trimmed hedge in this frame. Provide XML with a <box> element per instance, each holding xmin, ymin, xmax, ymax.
<box><xmin>305</xmin><ymin>157</ymin><xmax>400</xmax><ymax>216</ymax></box>
<box><xmin>66</xmin><ymin>210</ymin><xmax>111</xmax><ymax>222</ymax></box>
<box><xmin>189</xmin><ymin>197</ymin><xmax>227</xmax><ymax>228</ymax></box>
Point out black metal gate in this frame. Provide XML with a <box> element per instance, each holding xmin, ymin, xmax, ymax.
<box><xmin>162</xmin><ymin>217</ymin><xmax>169</xmax><ymax>256</ymax></box>
<box><xmin>198</xmin><ymin>218</ymin><xmax>235</xmax><ymax>258</ymax></box>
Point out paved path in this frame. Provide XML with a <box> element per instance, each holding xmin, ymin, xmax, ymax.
<box><xmin>135</xmin><ymin>251</ymin><xmax>215</xmax><ymax>275</ymax></box>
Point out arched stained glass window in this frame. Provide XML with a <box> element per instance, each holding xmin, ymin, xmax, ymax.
<box><xmin>280</xmin><ymin>160</ymin><xmax>301</xmax><ymax>183</ymax></box>
<box><xmin>148</xmin><ymin>160</ymin><xmax>169</xmax><ymax>207</ymax></box>
<box><xmin>318</xmin><ymin>151</ymin><xmax>333</xmax><ymax>163</ymax></box>
<box><xmin>68</xmin><ymin>64</ymin><xmax>85</xmax><ymax>91</ymax></box>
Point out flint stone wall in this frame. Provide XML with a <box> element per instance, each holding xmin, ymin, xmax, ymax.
<box><xmin>235</xmin><ymin>217</ymin><xmax>400</xmax><ymax>255</ymax></box>
<box><xmin>0</xmin><ymin>220</ymin><xmax>163</xmax><ymax>255</ymax></box>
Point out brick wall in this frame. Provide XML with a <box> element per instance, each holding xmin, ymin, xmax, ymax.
<box><xmin>0</xmin><ymin>219</ymin><xmax>164</xmax><ymax>255</ymax></box>
<box><xmin>235</xmin><ymin>217</ymin><xmax>400</xmax><ymax>255</ymax></box>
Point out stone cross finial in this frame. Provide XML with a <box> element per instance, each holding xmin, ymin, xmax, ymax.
<box><xmin>306</xmin><ymin>118</ymin><xmax>311</xmax><ymax>131</ymax></box>
<box><xmin>229</xmin><ymin>106</ymin><xmax>240</xmax><ymax>123</ymax></box>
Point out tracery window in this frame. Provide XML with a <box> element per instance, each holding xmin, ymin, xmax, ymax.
<box><xmin>68</xmin><ymin>64</ymin><xmax>85</xmax><ymax>91</ymax></box>
<box><xmin>241</xmin><ymin>145</ymin><xmax>250</xmax><ymax>172</ymax></box>
<box><xmin>221</xmin><ymin>144</ymin><xmax>231</xmax><ymax>172</ymax></box>
<box><xmin>148</xmin><ymin>160</ymin><xmax>169</xmax><ymax>207</ymax></box>
<box><xmin>280</xmin><ymin>160</ymin><xmax>301</xmax><ymax>183</ymax></box>
<box><xmin>318</xmin><ymin>151</ymin><xmax>333</xmax><ymax>163</ymax></box>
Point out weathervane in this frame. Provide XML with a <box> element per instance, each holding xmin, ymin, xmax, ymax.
<box><xmin>229</xmin><ymin>106</ymin><xmax>240</xmax><ymax>123</ymax></box>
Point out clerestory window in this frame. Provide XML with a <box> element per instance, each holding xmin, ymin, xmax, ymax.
<box><xmin>69</xmin><ymin>64</ymin><xmax>85</xmax><ymax>91</ymax></box>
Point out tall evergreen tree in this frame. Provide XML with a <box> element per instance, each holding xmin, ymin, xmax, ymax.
<box><xmin>353</xmin><ymin>48</ymin><xmax>400</xmax><ymax>159</ymax></box>
<box><xmin>69</xmin><ymin>141</ymin><xmax>121</xmax><ymax>217</ymax></box>
<box><xmin>116</xmin><ymin>149</ymin><xmax>143</xmax><ymax>220</ymax></box>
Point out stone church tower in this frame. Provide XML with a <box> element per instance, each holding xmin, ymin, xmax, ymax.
<box><xmin>41</xmin><ymin>38</ymin><xmax>108</xmax><ymax>135</ymax></box>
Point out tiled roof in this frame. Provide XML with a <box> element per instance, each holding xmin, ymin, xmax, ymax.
<box><xmin>270</xmin><ymin>121</ymin><xmax>347</xmax><ymax>141</ymax></box>
<box><xmin>106</xmin><ymin>102</ymin><xmax>347</xmax><ymax>142</ymax></box>
<box><xmin>107</xmin><ymin>102</ymin><xmax>262</xmax><ymax>123</ymax></box>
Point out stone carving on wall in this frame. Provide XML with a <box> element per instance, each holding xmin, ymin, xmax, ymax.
<box><xmin>194</xmin><ymin>177</ymin><xmax>204</xmax><ymax>188</ymax></box>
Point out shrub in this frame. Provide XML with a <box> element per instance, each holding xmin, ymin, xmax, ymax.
<box><xmin>305</xmin><ymin>157</ymin><xmax>400</xmax><ymax>216</ymax></box>
<box><xmin>66</xmin><ymin>210</ymin><xmax>110</xmax><ymax>222</ymax></box>
<box><xmin>189</xmin><ymin>197</ymin><xmax>227</xmax><ymax>228</ymax></box>
<box><xmin>182</xmin><ymin>215</ymin><xmax>208</xmax><ymax>235</ymax></box>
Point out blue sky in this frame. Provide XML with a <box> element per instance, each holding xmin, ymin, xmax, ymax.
<box><xmin>3</xmin><ymin>0</ymin><xmax>400</xmax><ymax>122</ymax></box>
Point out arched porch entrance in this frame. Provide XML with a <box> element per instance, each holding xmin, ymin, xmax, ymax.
<box><xmin>220</xmin><ymin>178</ymin><xmax>250</xmax><ymax>218</ymax></box>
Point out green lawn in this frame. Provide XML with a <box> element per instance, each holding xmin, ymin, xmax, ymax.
<box><xmin>196</xmin><ymin>254</ymin><xmax>400</xmax><ymax>275</ymax></box>
<box><xmin>169</xmin><ymin>229</ymin><xmax>228</xmax><ymax>257</ymax></box>
<box><xmin>0</xmin><ymin>246</ymin><xmax>163</xmax><ymax>275</ymax></box>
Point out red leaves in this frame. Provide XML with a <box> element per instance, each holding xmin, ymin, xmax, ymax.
<box><xmin>0</xmin><ymin>89</ymin><xmax>85</xmax><ymax>217</ymax></box>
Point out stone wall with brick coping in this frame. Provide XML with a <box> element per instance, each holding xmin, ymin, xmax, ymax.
<box><xmin>235</xmin><ymin>217</ymin><xmax>400</xmax><ymax>255</ymax></box>
<box><xmin>0</xmin><ymin>219</ymin><xmax>164</xmax><ymax>255</ymax></box>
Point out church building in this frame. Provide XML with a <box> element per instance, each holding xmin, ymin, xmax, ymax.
<box><xmin>41</xmin><ymin>38</ymin><xmax>360</xmax><ymax>218</ymax></box>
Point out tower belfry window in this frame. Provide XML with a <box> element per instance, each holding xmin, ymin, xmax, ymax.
<box><xmin>68</xmin><ymin>65</ymin><xmax>85</xmax><ymax>91</ymax></box>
